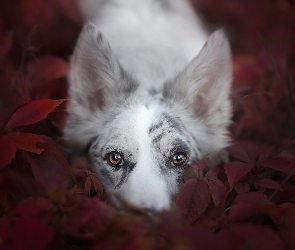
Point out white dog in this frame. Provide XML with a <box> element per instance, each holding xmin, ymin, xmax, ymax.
<box><xmin>64</xmin><ymin>0</ymin><xmax>232</xmax><ymax>210</ymax></box>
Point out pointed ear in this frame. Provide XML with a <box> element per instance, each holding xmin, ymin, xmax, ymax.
<box><xmin>64</xmin><ymin>23</ymin><xmax>138</xmax><ymax>151</ymax></box>
<box><xmin>68</xmin><ymin>23</ymin><xmax>138</xmax><ymax>111</ymax></box>
<box><xmin>163</xmin><ymin>29</ymin><xmax>232</xmax><ymax>128</ymax></box>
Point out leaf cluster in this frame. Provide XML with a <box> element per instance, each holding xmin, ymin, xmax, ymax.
<box><xmin>1</xmin><ymin>0</ymin><xmax>295</xmax><ymax>249</ymax></box>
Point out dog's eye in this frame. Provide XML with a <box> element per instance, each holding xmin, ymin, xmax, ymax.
<box><xmin>107</xmin><ymin>151</ymin><xmax>124</xmax><ymax>165</ymax></box>
<box><xmin>172</xmin><ymin>152</ymin><xmax>187</xmax><ymax>166</ymax></box>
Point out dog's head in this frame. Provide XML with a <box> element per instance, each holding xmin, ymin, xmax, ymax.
<box><xmin>64</xmin><ymin>24</ymin><xmax>232</xmax><ymax>210</ymax></box>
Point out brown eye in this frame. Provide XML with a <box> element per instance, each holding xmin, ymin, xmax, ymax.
<box><xmin>172</xmin><ymin>152</ymin><xmax>187</xmax><ymax>166</ymax></box>
<box><xmin>108</xmin><ymin>151</ymin><xmax>124</xmax><ymax>165</ymax></box>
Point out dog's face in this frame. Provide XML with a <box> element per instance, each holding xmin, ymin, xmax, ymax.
<box><xmin>64</xmin><ymin>24</ymin><xmax>232</xmax><ymax>210</ymax></box>
<box><xmin>88</xmin><ymin>96</ymin><xmax>208</xmax><ymax>210</ymax></box>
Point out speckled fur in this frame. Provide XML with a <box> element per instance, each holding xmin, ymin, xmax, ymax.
<box><xmin>64</xmin><ymin>0</ymin><xmax>232</xmax><ymax>210</ymax></box>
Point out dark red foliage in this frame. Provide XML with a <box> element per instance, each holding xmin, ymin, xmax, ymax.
<box><xmin>5</xmin><ymin>99</ymin><xmax>66</xmax><ymax>130</ymax></box>
<box><xmin>205</xmin><ymin>168</ymin><xmax>228</xmax><ymax>206</ymax></box>
<box><xmin>1</xmin><ymin>0</ymin><xmax>295</xmax><ymax>249</ymax></box>
<box><xmin>177</xmin><ymin>179</ymin><xmax>211</xmax><ymax>223</ymax></box>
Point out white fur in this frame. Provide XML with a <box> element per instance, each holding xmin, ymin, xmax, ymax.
<box><xmin>122</xmin><ymin>105</ymin><xmax>170</xmax><ymax>209</ymax></box>
<box><xmin>65</xmin><ymin>0</ymin><xmax>232</xmax><ymax>210</ymax></box>
<box><xmin>77</xmin><ymin>0</ymin><xmax>208</xmax><ymax>89</ymax></box>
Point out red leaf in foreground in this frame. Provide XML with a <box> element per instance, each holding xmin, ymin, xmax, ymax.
<box><xmin>176</xmin><ymin>179</ymin><xmax>210</xmax><ymax>223</ymax></box>
<box><xmin>21</xmin><ymin>0</ymin><xmax>54</xmax><ymax>31</ymax></box>
<box><xmin>257</xmin><ymin>204</ymin><xmax>282</xmax><ymax>225</ymax></box>
<box><xmin>54</xmin><ymin>0</ymin><xmax>81</xmax><ymax>23</ymax></box>
<box><xmin>207</xmin><ymin>179</ymin><xmax>227</xmax><ymax>206</ymax></box>
<box><xmin>224</xmin><ymin>161</ymin><xmax>254</xmax><ymax>190</ymax></box>
<box><xmin>13</xmin><ymin>216</ymin><xmax>53</xmax><ymax>250</ymax></box>
<box><xmin>13</xmin><ymin>198</ymin><xmax>52</xmax><ymax>217</ymax></box>
<box><xmin>0</xmin><ymin>32</ymin><xmax>13</xmax><ymax>59</ymax></box>
<box><xmin>252</xmin><ymin>178</ymin><xmax>280</xmax><ymax>190</ymax></box>
<box><xmin>219</xmin><ymin>223</ymin><xmax>284</xmax><ymax>250</ymax></box>
<box><xmin>257</xmin><ymin>203</ymin><xmax>295</xmax><ymax>249</ymax></box>
<box><xmin>227</xmin><ymin>141</ymin><xmax>260</xmax><ymax>163</ymax></box>
<box><xmin>5</xmin><ymin>99</ymin><xmax>65</xmax><ymax>130</ymax></box>
<box><xmin>26</xmin><ymin>136</ymin><xmax>68</xmax><ymax>189</ymax></box>
<box><xmin>234</xmin><ymin>181</ymin><xmax>250</xmax><ymax>194</ymax></box>
<box><xmin>65</xmin><ymin>197</ymin><xmax>114</xmax><ymax>237</ymax></box>
<box><xmin>0</xmin><ymin>216</ymin><xmax>11</xmax><ymax>246</ymax></box>
<box><xmin>0</xmin><ymin>171</ymin><xmax>43</xmax><ymax>203</ymax></box>
<box><xmin>0</xmin><ymin>135</ymin><xmax>18</xmax><ymax>169</ymax></box>
<box><xmin>183</xmin><ymin>227</ymin><xmax>220</xmax><ymax>250</ymax></box>
<box><xmin>276</xmin><ymin>203</ymin><xmax>295</xmax><ymax>249</ymax></box>
<box><xmin>260</xmin><ymin>157</ymin><xmax>295</xmax><ymax>174</ymax></box>
<box><xmin>205</xmin><ymin>168</ymin><xmax>227</xmax><ymax>205</ymax></box>
<box><xmin>190</xmin><ymin>155</ymin><xmax>209</xmax><ymax>180</ymax></box>
<box><xmin>0</xmin><ymin>103</ymin><xmax>22</xmax><ymax>132</ymax></box>
<box><xmin>191</xmin><ymin>155</ymin><xmax>210</xmax><ymax>171</ymax></box>
<box><xmin>7</xmin><ymin>132</ymin><xmax>44</xmax><ymax>154</ymax></box>
<box><xmin>229</xmin><ymin>192</ymin><xmax>268</xmax><ymax>222</ymax></box>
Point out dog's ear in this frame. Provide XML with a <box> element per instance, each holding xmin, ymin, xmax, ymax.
<box><xmin>163</xmin><ymin>29</ymin><xmax>232</xmax><ymax>129</ymax></box>
<box><xmin>68</xmin><ymin>23</ymin><xmax>138</xmax><ymax>111</ymax></box>
<box><xmin>65</xmin><ymin>23</ymin><xmax>137</xmax><ymax>151</ymax></box>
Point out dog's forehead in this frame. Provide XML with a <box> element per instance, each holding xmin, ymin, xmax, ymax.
<box><xmin>103</xmin><ymin>102</ymin><xmax>189</xmax><ymax>152</ymax></box>
<box><xmin>112</xmin><ymin>102</ymin><xmax>179</xmax><ymax>135</ymax></box>
<box><xmin>114</xmin><ymin>103</ymin><xmax>164</xmax><ymax>137</ymax></box>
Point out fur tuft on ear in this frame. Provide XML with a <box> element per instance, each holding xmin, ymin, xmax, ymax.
<box><xmin>69</xmin><ymin>23</ymin><xmax>138</xmax><ymax>111</ymax></box>
<box><xmin>64</xmin><ymin>23</ymin><xmax>138</xmax><ymax>151</ymax></box>
<box><xmin>163</xmin><ymin>29</ymin><xmax>232</xmax><ymax>130</ymax></box>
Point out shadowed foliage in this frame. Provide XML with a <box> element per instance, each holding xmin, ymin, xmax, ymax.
<box><xmin>0</xmin><ymin>0</ymin><xmax>295</xmax><ymax>249</ymax></box>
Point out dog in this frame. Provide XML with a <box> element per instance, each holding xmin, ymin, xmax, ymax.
<box><xmin>64</xmin><ymin>0</ymin><xmax>232</xmax><ymax>210</ymax></box>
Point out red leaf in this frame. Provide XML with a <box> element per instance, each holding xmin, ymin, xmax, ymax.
<box><xmin>234</xmin><ymin>192</ymin><xmax>268</xmax><ymax>205</ymax></box>
<box><xmin>26</xmin><ymin>56</ymin><xmax>69</xmax><ymax>80</ymax></box>
<box><xmin>0</xmin><ymin>171</ymin><xmax>43</xmax><ymax>202</ymax></box>
<box><xmin>224</xmin><ymin>161</ymin><xmax>254</xmax><ymax>190</ymax></box>
<box><xmin>218</xmin><ymin>223</ymin><xmax>246</xmax><ymax>250</ymax></box>
<box><xmin>26</xmin><ymin>136</ymin><xmax>68</xmax><ymax>189</ymax></box>
<box><xmin>257</xmin><ymin>204</ymin><xmax>282</xmax><ymax>225</ymax></box>
<box><xmin>65</xmin><ymin>197</ymin><xmax>114</xmax><ymax>236</ymax></box>
<box><xmin>219</xmin><ymin>223</ymin><xmax>285</xmax><ymax>250</ymax></box>
<box><xmin>227</xmin><ymin>141</ymin><xmax>260</xmax><ymax>163</ymax></box>
<box><xmin>84</xmin><ymin>177</ymin><xmax>92</xmax><ymax>196</ymax></box>
<box><xmin>0</xmin><ymin>102</ymin><xmax>21</xmax><ymax>132</ymax></box>
<box><xmin>260</xmin><ymin>157</ymin><xmax>294</xmax><ymax>174</ymax></box>
<box><xmin>0</xmin><ymin>135</ymin><xmax>18</xmax><ymax>169</ymax></box>
<box><xmin>54</xmin><ymin>0</ymin><xmax>81</xmax><ymax>23</ymax></box>
<box><xmin>7</xmin><ymin>132</ymin><xmax>44</xmax><ymax>154</ymax></box>
<box><xmin>278</xmin><ymin>203</ymin><xmax>295</xmax><ymax>230</ymax></box>
<box><xmin>252</xmin><ymin>178</ymin><xmax>280</xmax><ymax>190</ymax></box>
<box><xmin>182</xmin><ymin>227</ymin><xmax>220</xmax><ymax>250</ymax></box>
<box><xmin>0</xmin><ymin>32</ymin><xmax>13</xmax><ymax>59</ymax></box>
<box><xmin>5</xmin><ymin>99</ymin><xmax>65</xmax><ymax>130</ymax></box>
<box><xmin>205</xmin><ymin>167</ymin><xmax>220</xmax><ymax>180</ymax></box>
<box><xmin>191</xmin><ymin>155</ymin><xmax>210</xmax><ymax>171</ymax></box>
<box><xmin>205</xmin><ymin>168</ymin><xmax>228</xmax><ymax>205</ymax></box>
<box><xmin>276</xmin><ymin>203</ymin><xmax>295</xmax><ymax>249</ymax></box>
<box><xmin>21</xmin><ymin>0</ymin><xmax>54</xmax><ymax>31</ymax></box>
<box><xmin>176</xmin><ymin>179</ymin><xmax>210</xmax><ymax>223</ymax></box>
<box><xmin>13</xmin><ymin>198</ymin><xmax>52</xmax><ymax>217</ymax></box>
<box><xmin>234</xmin><ymin>181</ymin><xmax>250</xmax><ymax>194</ymax></box>
<box><xmin>207</xmin><ymin>179</ymin><xmax>227</xmax><ymax>206</ymax></box>
<box><xmin>190</xmin><ymin>155</ymin><xmax>209</xmax><ymax>180</ymax></box>
<box><xmin>13</xmin><ymin>216</ymin><xmax>54</xmax><ymax>250</ymax></box>
<box><xmin>229</xmin><ymin>192</ymin><xmax>268</xmax><ymax>222</ymax></box>
<box><xmin>0</xmin><ymin>216</ymin><xmax>11</xmax><ymax>246</ymax></box>
<box><xmin>91</xmin><ymin>177</ymin><xmax>104</xmax><ymax>198</ymax></box>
